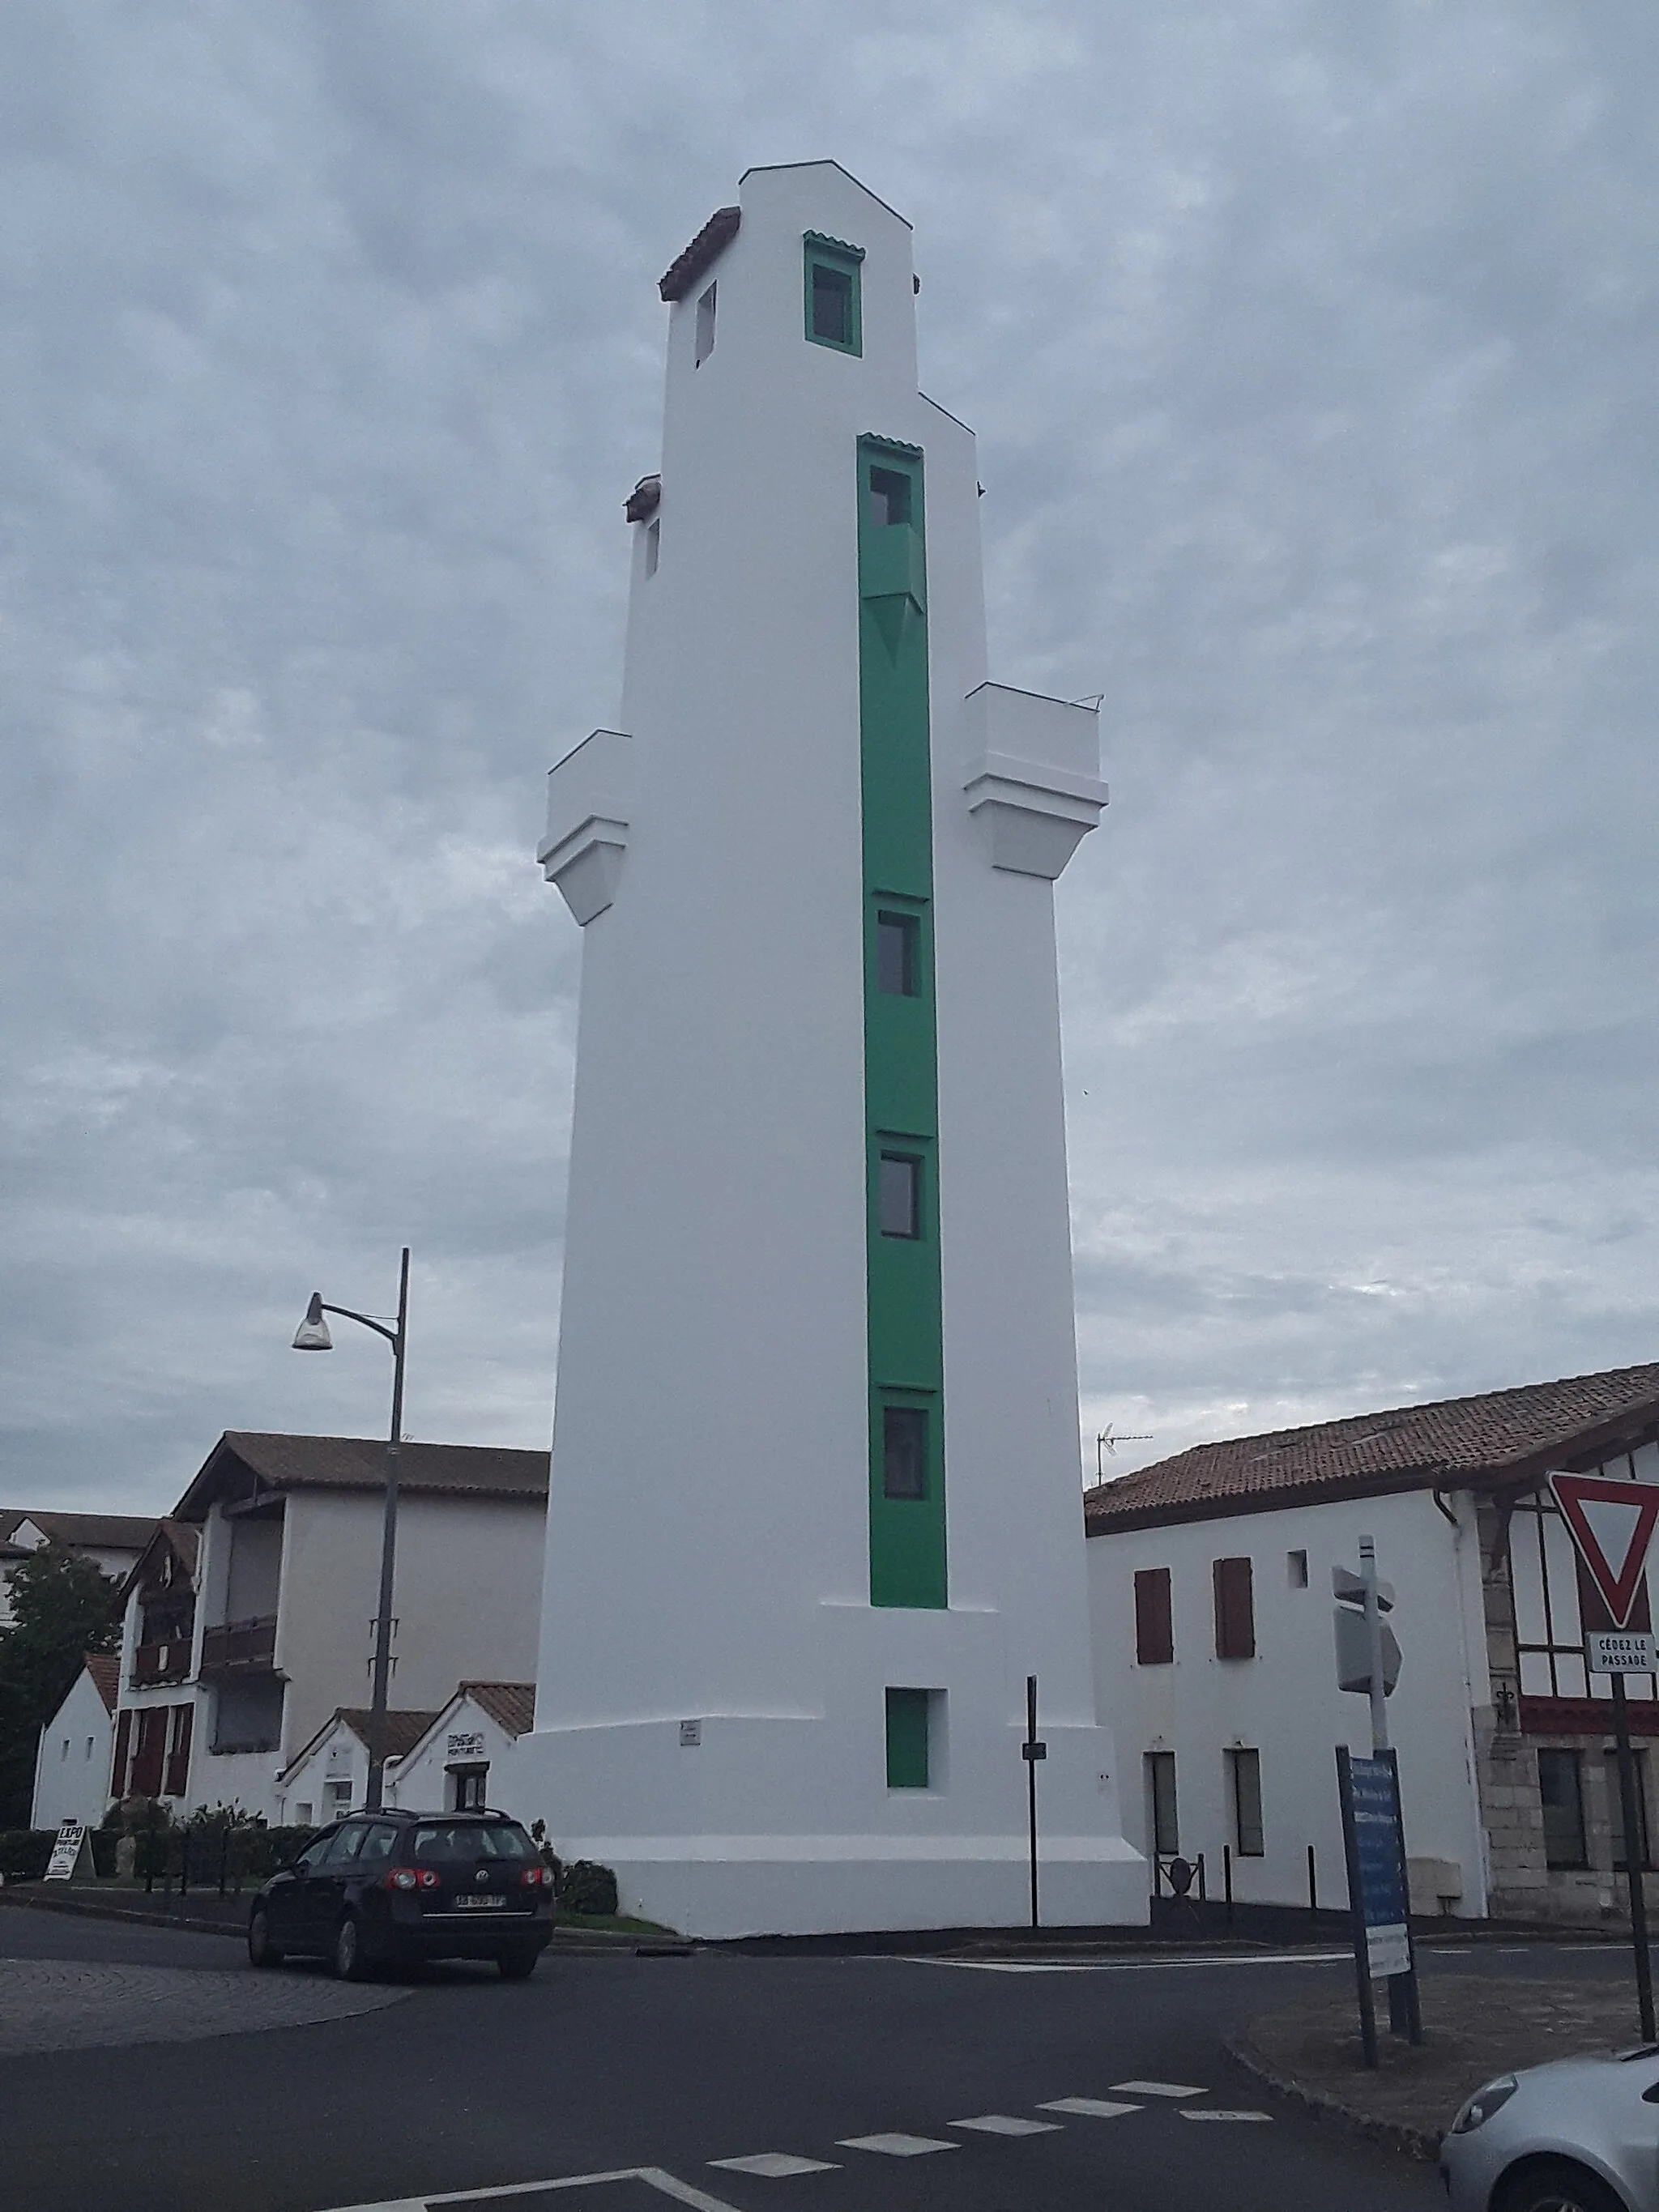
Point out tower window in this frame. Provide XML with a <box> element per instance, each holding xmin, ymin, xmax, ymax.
<box><xmin>1226</xmin><ymin>1747</ymin><xmax>1264</xmax><ymax>1856</ymax></box>
<box><xmin>804</xmin><ymin>234</ymin><xmax>862</xmax><ymax>356</ymax></box>
<box><xmin>868</xmin><ymin>467</ymin><xmax>911</xmax><ymax>529</ymax></box>
<box><xmin>882</xmin><ymin>1405</ymin><xmax>928</xmax><ymax>1499</ymax></box>
<box><xmin>877</xmin><ymin>1153</ymin><xmax>920</xmax><ymax>1238</ymax></box>
<box><xmin>645</xmin><ymin>519</ymin><xmax>660</xmax><ymax>577</ymax></box>
<box><xmin>1287</xmin><ymin>1549</ymin><xmax>1308</xmax><ymax>1588</ymax></box>
<box><xmin>695</xmin><ymin>282</ymin><xmax>716</xmax><ymax>366</ymax></box>
<box><xmin>876</xmin><ymin>911</ymin><xmax>919</xmax><ymax>995</ymax></box>
<box><xmin>885</xmin><ymin>1687</ymin><xmax>931</xmax><ymax>1788</ymax></box>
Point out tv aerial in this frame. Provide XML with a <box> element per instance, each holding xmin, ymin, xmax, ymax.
<box><xmin>1094</xmin><ymin>1425</ymin><xmax>1154</xmax><ymax>1481</ymax></box>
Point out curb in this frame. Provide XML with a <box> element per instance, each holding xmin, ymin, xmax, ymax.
<box><xmin>0</xmin><ymin>1890</ymin><xmax>655</xmax><ymax>1955</ymax></box>
<box><xmin>1224</xmin><ymin>2025</ymin><xmax>1443</xmax><ymax>2163</ymax></box>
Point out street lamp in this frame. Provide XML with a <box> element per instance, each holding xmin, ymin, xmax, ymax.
<box><xmin>292</xmin><ymin>1247</ymin><xmax>409</xmax><ymax>1812</ymax></box>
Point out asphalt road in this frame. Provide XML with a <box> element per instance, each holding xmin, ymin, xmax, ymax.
<box><xmin>2</xmin><ymin>1905</ymin><xmax>1627</xmax><ymax>2212</ymax></box>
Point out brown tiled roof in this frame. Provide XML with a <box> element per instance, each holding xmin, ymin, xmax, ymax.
<box><xmin>176</xmin><ymin>1434</ymin><xmax>549</xmax><ymax>1519</ymax></box>
<box><xmin>460</xmin><ymin>1681</ymin><xmax>535</xmax><ymax>1737</ymax></box>
<box><xmin>335</xmin><ymin>1709</ymin><xmax>444</xmax><ymax>1761</ymax></box>
<box><xmin>0</xmin><ymin>1509</ymin><xmax>158</xmax><ymax>1553</ymax></box>
<box><xmin>659</xmin><ymin>205</ymin><xmax>740</xmax><ymax>301</ymax></box>
<box><xmin>84</xmin><ymin>1654</ymin><xmax>121</xmax><ymax>1714</ymax></box>
<box><xmin>1084</xmin><ymin>1362</ymin><xmax>1659</xmax><ymax>1536</ymax></box>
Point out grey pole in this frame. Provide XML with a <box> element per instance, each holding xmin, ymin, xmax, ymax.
<box><xmin>1358</xmin><ymin>1535</ymin><xmax>1388</xmax><ymax>1755</ymax></box>
<box><xmin>364</xmin><ymin>1247</ymin><xmax>409</xmax><ymax>1813</ymax></box>
<box><xmin>1610</xmin><ymin>1674</ymin><xmax>1656</xmax><ymax>2041</ymax></box>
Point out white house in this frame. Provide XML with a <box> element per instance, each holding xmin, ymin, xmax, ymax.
<box><xmin>1086</xmin><ymin>1362</ymin><xmax>1659</xmax><ymax>1926</ymax></box>
<box><xmin>0</xmin><ymin>1511</ymin><xmax>157</xmax><ymax>1626</ymax></box>
<box><xmin>391</xmin><ymin>1683</ymin><xmax>535</xmax><ymax>1815</ymax></box>
<box><xmin>108</xmin><ymin>1432</ymin><xmax>548</xmax><ymax>1822</ymax></box>
<box><xmin>273</xmin><ymin>1707</ymin><xmax>443</xmax><ymax>1829</ymax></box>
<box><xmin>519</xmin><ymin>160</ymin><xmax>1138</xmax><ymax>1938</ymax></box>
<box><xmin>31</xmin><ymin>1655</ymin><xmax>120</xmax><ymax>1831</ymax></box>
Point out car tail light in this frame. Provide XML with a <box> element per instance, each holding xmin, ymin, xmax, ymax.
<box><xmin>384</xmin><ymin>1867</ymin><xmax>441</xmax><ymax>1891</ymax></box>
<box><xmin>519</xmin><ymin>1865</ymin><xmax>552</xmax><ymax>1888</ymax></box>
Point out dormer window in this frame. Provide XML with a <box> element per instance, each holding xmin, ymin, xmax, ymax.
<box><xmin>804</xmin><ymin>232</ymin><xmax>863</xmax><ymax>356</ymax></box>
<box><xmin>695</xmin><ymin>283</ymin><xmax>717</xmax><ymax>367</ymax></box>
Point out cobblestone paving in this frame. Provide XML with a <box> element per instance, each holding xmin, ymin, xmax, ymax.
<box><xmin>0</xmin><ymin>1958</ymin><xmax>407</xmax><ymax>2053</ymax></box>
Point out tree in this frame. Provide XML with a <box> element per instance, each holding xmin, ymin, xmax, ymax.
<box><xmin>0</xmin><ymin>1545</ymin><xmax>122</xmax><ymax>1825</ymax></box>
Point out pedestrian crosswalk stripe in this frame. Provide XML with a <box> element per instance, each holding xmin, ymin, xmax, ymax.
<box><xmin>949</xmin><ymin>2116</ymin><xmax>1063</xmax><ymax>2136</ymax></box>
<box><xmin>708</xmin><ymin>2154</ymin><xmax>839</xmax><ymax>2176</ymax></box>
<box><xmin>1038</xmin><ymin>2099</ymin><xmax>1141</xmax><ymax>2119</ymax></box>
<box><xmin>837</xmin><ymin>2133</ymin><xmax>959</xmax><ymax>2157</ymax></box>
<box><xmin>1109</xmin><ymin>2081</ymin><xmax>1207</xmax><ymax>2098</ymax></box>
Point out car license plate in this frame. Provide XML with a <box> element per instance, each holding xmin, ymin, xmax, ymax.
<box><xmin>453</xmin><ymin>1893</ymin><xmax>505</xmax><ymax>1910</ymax></box>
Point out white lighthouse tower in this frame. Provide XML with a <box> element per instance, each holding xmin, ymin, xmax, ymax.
<box><xmin>523</xmin><ymin>161</ymin><xmax>1141</xmax><ymax>1937</ymax></box>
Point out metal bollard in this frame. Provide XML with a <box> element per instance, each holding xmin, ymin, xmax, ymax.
<box><xmin>1307</xmin><ymin>1843</ymin><xmax>1318</xmax><ymax>1920</ymax></box>
<box><xmin>1223</xmin><ymin>1843</ymin><xmax>1233</xmax><ymax>1924</ymax></box>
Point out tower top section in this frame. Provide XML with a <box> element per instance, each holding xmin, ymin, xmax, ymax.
<box><xmin>651</xmin><ymin>161</ymin><xmax>919</xmax><ymax>413</ymax></box>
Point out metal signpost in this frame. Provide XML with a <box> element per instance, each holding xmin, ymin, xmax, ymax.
<box><xmin>1333</xmin><ymin>1538</ymin><xmax>1420</xmax><ymax>2061</ymax></box>
<box><xmin>1021</xmin><ymin>1673</ymin><xmax>1047</xmax><ymax>1930</ymax></box>
<box><xmin>1548</xmin><ymin>1470</ymin><xmax>1659</xmax><ymax>2042</ymax></box>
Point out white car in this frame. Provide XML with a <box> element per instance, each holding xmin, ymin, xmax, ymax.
<box><xmin>1439</xmin><ymin>2048</ymin><xmax>1659</xmax><ymax>2212</ymax></box>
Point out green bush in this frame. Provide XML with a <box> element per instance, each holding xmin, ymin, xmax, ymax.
<box><xmin>0</xmin><ymin>1829</ymin><xmax>57</xmax><ymax>1880</ymax></box>
<box><xmin>560</xmin><ymin>1859</ymin><xmax>619</xmax><ymax>1917</ymax></box>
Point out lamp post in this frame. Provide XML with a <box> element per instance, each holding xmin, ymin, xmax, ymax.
<box><xmin>292</xmin><ymin>1247</ymin><xmax>409</xmax><ymax>1812</ymax></box>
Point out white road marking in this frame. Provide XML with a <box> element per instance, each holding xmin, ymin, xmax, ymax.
<box><xmin>708</xmin><ymin>2155</ymin><xmax>839</xmax><ymax>2178</ymax></box>
<box><xmin>903</xmin><ymin>1950</ymin><xmax>1350</xmax><ymax>1974</ymax></box>
<box><xmin>1109</xmin><ymin>2080</ymin><xmax>1207</xmax><ymax>2098</ymax></box>
<box><xmin>1181</xmin><ymin>2110</ymin><xmax>1272</xmax><ymax>2123</ymax></box>
<box><xmin>949</xmin><ymin>2115</ymin><xmax>1063</xmax><ymax>2136</ymax></box>
<box><xmin>320</xmin><ymin>2168</ymin><xmax>741</xmax><ymax>2212</ymax></box>
<box><xmin>836</xmin><ymin>2133</ymin><xmax>958</xmax><ymax>2157</ymax></box>
<box><xmin>1038</xmin><ymin>2098</ymin><xmax>1141</xmax><ymax>2119</ymax></box>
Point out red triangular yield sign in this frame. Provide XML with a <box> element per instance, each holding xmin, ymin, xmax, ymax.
<box><xmin>1548</xmin><ymin>1471</ymin><xmax>1659</xmax><ymax>1629</ymax></box>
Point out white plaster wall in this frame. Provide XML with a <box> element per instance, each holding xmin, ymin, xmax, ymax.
<box><xmin>391</xmin><ymin>1697</ymin><xmax>520</xmax><ymax>1814</ymax></box>
<box><xmin>522</xmin><ymin>161</ymin><xmax>1136</xmax><ymax>1933</ymax></box>
<box><xmin>1087</xmin><ymin>1488</ymin><xmax>1492</xmax><ymax>1918</ymax></box>
<box><xmin>31</xmin><ymin>1668</ymin><xmax>115</xmax><ymax>1830</ymax></box>
<box><xmin>272</xmin><ymin>1490</ymin><xmax>544</xmax><ymax>1766</ymax></box>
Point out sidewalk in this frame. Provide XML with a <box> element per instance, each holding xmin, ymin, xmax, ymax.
<box><xmin>1230</xmin><ymin>1975</ymin><xmax>1653</xmax><ymax>2159</ymax></box>
<box><xmin>0</xmin><ymin>1886</ymin><xmax>647</xmax><ymax>1953</ymax></box>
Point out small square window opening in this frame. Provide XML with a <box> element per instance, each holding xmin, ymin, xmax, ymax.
<box><xmin>694</xmin><ymin>283</ymin><xmax>717</xmax><ymax>366</ymax></box>
<box><xmin>876</xmin><ymin>911</ymin><xmax>919</xmax><ymax>995</ymax></box>
<box><xmin>1287</xmin><ymin>1549</ymin><xmax>1308</xmax><ymax>1588</ymax></box>
<box><xmin>885</xmin><ymin>1686</ymin><xmax>931</xmax><ymax>1789</ymax></box>
<box><xmin>878</xmin><ymin>1153</ymin><xmax>921</xmax><ymax>1238</ymax></box>
<box><xmin>644</xmin><ymin>519</ymin><xmax>660</xmax><ymax>577</ymax></box>
<box><xmin>868</xmin><ymin>466</ymin><xmax>911</xmax><ymax>529</ymax></box>
<box><xmin>882</xmin><ymin>1404</ymin><xmax>928</xmax><ymax>1499</ymax></box>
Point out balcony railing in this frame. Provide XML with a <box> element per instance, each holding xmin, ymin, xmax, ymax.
<box><xmin>198</xmin><ymin>1615</ymin><xmax>278</xmax><ymax>1676</ymax></box>
<box><xmin>130</xmin><ymin>1639</ymin><xmax>193</xmax><ymax>1687</ymax></box>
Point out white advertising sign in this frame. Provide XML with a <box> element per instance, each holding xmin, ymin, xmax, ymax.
<box><xmin>446</xmin><ymin>1731</ymin><xmax>487</xmax><ymax>1760</ymax></box>
<box><xmin>44</xmin><ymin>1820</ymin><xmax>87</xmax><ymax>1882</ymax></box>
<box><xmin>1587</xmin><ymin>1630</ymin><xmax>1657</xmax><ymax>1676</ymax></box>
<box><xmin>1366</xmin><ymin>1923</ymin><xmax>1410</xmax><ymax>1981</ymax></box>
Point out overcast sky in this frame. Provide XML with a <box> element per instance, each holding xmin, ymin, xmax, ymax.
<box><xmin>4</xmin><ymin>2</ymin><xmax>1657</xmax><ymax>1515</ymax></box>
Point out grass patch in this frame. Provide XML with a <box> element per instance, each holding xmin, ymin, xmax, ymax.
<box><xmin>557</xmin><ymin>1910</ymin><xmax>678</xmax><ymax>1936</ymax></box>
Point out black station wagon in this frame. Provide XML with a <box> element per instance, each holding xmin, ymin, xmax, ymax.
<box><xmin>247</xmin><ymin>1809</ymin><xmax>556</xmax><ymax>1980</ymax></box>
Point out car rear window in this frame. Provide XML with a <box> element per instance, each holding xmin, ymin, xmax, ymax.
<box><xmin>407</xmin><ymin>1822</ymin><xmax>535</xmax><ymax>1862</ymax></box>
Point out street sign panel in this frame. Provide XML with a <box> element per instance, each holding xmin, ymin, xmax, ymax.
<box><xmin>1334</xmin><ymin>1608</ymin><xmax>1403</xmax><ymax>1696</ymax></box>
<box><xmin>1549</xmin><ymin>1472</ymin><xmax>1659</xmax><ymax>1630</ymax></box>
<box><xmin>1588</xmin><ymin>1630</ymin><xmax>1658</xmax><ymax>1676</ymax></box>
<box><xmin>1338</xmin><ymin>1754</ymin><xmax>1410</xmax><ymax>1979</ymax></box>
<box><xmin>1333</xmin><ymin>1566</ymin><xmax>1395</xmax><ymax>1612</ymax></box>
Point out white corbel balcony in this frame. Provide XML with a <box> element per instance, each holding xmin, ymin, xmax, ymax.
<box><xmin>539</xmin><ymin>730</ymin><xmax>635</xmax><ymax>926</ymax></box>
<box><xmin>961</xmin><ymin>683</ymin><xmax>1107</xmax><ymax>880</ymax></box>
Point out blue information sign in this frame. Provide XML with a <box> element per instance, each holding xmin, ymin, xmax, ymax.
<box><xmin>1342</xmin><ymin>1754</ymin><xmax>1409</xmax><ymax>1979</ymax></box>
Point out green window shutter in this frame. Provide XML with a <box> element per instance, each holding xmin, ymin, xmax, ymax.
<box><xmin>804</xmin><ymin>232</ymin><xmax>864</xmax><ymax>355</ymax></box>
<box><xmin>885</xmin><ymin>1688</ymin><xmax>930</xmax><ymax>1789</ymax></box>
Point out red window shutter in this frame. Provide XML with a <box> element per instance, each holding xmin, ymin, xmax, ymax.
<box><xmin>130</xmin><ymin>1707</ymin><xmax>166</xmax><ymax>1797</ymax></box>
<box><xmin>1134</xmin><ymin>1568</ymin><xmax>1174</xmax><ymax>1664</ymax></box>
<box><xmin>164</xmin><ymin>1703</ymin><xmax>194</xmax><ymax>1798</ymax></box>
<box><xmin>110</xmin><ymin>1708</ymin><xmax>132</xmax><ymax>1800</ymax></box>
<box><xmin>1213</xmin><ymin>1557</ymin><xmax>1256</xmax><ymax>1660</ymax></box>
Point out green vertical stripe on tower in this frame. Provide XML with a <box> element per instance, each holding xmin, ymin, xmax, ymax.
<box><xmin>858</xmin><ymin>436</ymin><xmax>946</xmax><ymax>1609</ymax></box>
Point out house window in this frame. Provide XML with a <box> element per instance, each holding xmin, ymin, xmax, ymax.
<box><xmin>878</xmin><ymin>1152</ymin><xmax>921</xmax><ymax>1238</ymax></box>
<box><xmin>60</xmin><ymin>1737</ymin><xmax>69</xmax><ymax>1762</ymax></box>
<box><xmin>645</xmin><ymin>518</ymin><xmax>660</xmax><ymax>577</ymax></box>
<box><xmin>1213</xmin><ymin>1557</ymin><xmax>1256</xmax><ymax>1660</ymax></box>
<box><xmin>1537</xmin><ymin>1748</ymin><xmax>1587</xmax><ymax>1869</ymax></box>
<box><xmin>164</xmin><ymin>1703</ymin><xmax>193</xmax><ymax>1798</ymax></box>
<box><xmin>1607</xmin><ymin>1748</ymin><xmax>1653</xmax><ymax>1872</ymax></box>
<box><xmin>882</xmin><ymin>1404</ymin><xmax>928</xmax><ymax>1499</ymax></box>
<box><xmin>1145</xmin><ymin>1750</ymin><xmax>1179</xmax><ymax>1856</ymax></box>
<box><xmin>1133</xmin><ymin>1568</ymin><xmax>1174</xmax><ymax>1665</ymax></box>
<box><xmin>868</xmin><ymin>466</ymin><xmax>911</xmax><ymax>529</ymax></box>
<box><xmin>694</xmin><ymin>282</ymin><xmax>717</xmax><ymax>366</ymax></box>
<box><xmin>450</xmin><ymin>1765</ymin><xmax>488</xmax><ymax>1812</ymax></box>
<box><xmin>804</xmin><ymin>233</ymin><xmax>862</xmax><ymax>355</ymax></box>
<box><xmin>1227</xmin><ymin>1748</ymin><xmax>1265</xmax><ymax>1856</ymax></box>
<box><xmin>1287</xmin><ymin>1549</ymin><xmax>1309</xmax><ymax>1588</ymax></box>
<box><xmin>885</xmin><ymin>1687</ymin><xmax>930</xmax><ymax>1788</ymax></box>
<box><xmin>876</xmin><ymin>911</ymin><xmax>919</xmax><ymax>995</ymax></box>
<box><xmin>323</xmin><ymin>1778</ymin><xmax>353</xmax><ymax>1817</ymax></box>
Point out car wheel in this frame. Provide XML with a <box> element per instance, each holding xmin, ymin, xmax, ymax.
<box><xmin>497</xmin><ymin>1947</ymin><xmax>539</xmax><ymax>1981</ymax></box>
<box><xmin>1493</xmin><ymin>2159</ymin><xmax>1630</xmax><ymax>2212</ymax></box>
<box><xmin>331</xmin><ymin>1913</ymin><xmax>369</xmax><ymax>1982</ymax></box>
<box><xmin>247</xmin><ymin>1909</ymin><xmax>284</xmax><ymax>1969</ymax></box>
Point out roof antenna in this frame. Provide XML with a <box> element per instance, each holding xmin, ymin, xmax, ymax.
<box><xmin>1094</xmin><ymin>1425</ymin><xmax>1154</xmax><ymax>1481</ymax></box>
